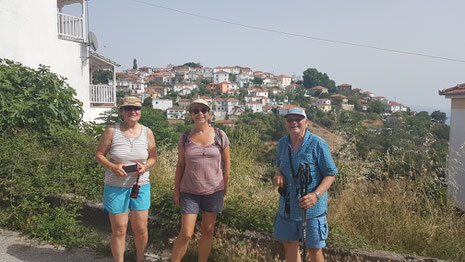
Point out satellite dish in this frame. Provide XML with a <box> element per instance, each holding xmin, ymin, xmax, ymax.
<box><xmin>88</xmin><ymin>31</ymin><xmax>98</xmax><ymax>51</ymax></box>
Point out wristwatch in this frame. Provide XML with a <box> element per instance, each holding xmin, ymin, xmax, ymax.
<box><xmin>314</xmin><ymin>191</ymin><xmax>321</xmax><ymax>200</ymax></box>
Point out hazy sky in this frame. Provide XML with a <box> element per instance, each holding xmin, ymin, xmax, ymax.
<box><xmin>78</xmin><ymin>0</ymin><xmax>465</xmax><ymax>114</ymax></box>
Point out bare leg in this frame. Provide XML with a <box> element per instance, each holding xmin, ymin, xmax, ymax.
<box><xmin>282</xmin><ymin>241</ymin><xmax>301</xmax><ymax>262</ymax></box>
<box><xmin>171</xmin><ymin>213</ymin><xmax>198</xmax><ymax>262</ymax></box>
<box><xmin>130</xmin><ymin>210</ymin><xmax>149</xmax><ymax>262</ymax></box>
<box><xmin>109</xmin><ymin>212</ymin><xmax>129</xmax><ymax>262</ymax></box>
<box><xmin>308</xmin><ymin>247</ymin><xmax>324</xmax><ymax>262</ymax></box>
<box><xmin>198</xmin><ymin>212</ymin><xmax>217</xmax><ymax>262</ymax></box>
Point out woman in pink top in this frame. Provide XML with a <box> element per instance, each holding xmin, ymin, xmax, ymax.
<box><xmin>171</xmin><ymin>99</ymin><xmax>231</xmax><ymax>262</ymax></box>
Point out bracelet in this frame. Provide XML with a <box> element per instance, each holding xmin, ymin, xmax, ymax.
<box><xmin>315</xmin><ymin>191</ymin><xmax>321</xmax><ymax>200</ymax></box>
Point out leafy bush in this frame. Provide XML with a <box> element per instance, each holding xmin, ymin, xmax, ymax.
<box><xmin>0</xmin><ymin>129</ymin><xmax>103</xmax><ymax>246</ymax></box>
<box><xmin>0</xmin><ymin>59</ymin><xmax>83</xmax><ymax>134</ymax></box>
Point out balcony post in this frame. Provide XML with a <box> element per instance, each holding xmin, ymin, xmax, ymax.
<box><xmin>82</xmin><ymin>0</ymin><xmax>87</xmax><ymax>42</ymax></box>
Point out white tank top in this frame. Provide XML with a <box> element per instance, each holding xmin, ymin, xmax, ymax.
<box><xmin>104</xmin><ymin>123</ymin><xmax>150</xmax><ymax>187</ymax></box>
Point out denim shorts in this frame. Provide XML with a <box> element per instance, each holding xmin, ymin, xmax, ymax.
<box><xmin>103</xmin><ymin>184</ymin><xmax>151</xmax><ymax>214</ymax></box>
<box><xmin>273</xmin><ymin>213</ymin><xmax>329</xmax><ymax>248</ymax></box>
<box><xmin>180</xmin><ymin>190</ymin><xmax>224</xmax><ymax>214</ymax></box>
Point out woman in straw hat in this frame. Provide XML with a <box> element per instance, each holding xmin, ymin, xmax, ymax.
<box><xmin>96</xmin><ymin>96</ymin><xmax>157</xmax><ymax>262</ymax></box>
<box><xmin>171</xmin><ymin>99</ymin><xmax>230</xmax><ymax>262</ymax></box>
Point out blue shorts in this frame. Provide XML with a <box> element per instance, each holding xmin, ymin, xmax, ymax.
<box><xmin>103</xmin><ymin>184</ymin><xmax>151</xmax><ymax>214</ymax></box>
<box><xmin>180</xmin><ymin>190</ymin><xmax>224</xmax><ymax>214</ymax></box>
<box><xmin>273</xmin><ymin>213</ymin><xmax>329</xmax><ymax>248</ymax></box>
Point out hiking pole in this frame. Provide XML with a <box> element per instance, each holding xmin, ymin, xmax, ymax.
<box><xmin>297</xmin><ymin>163</ymin><xmax>307</xmax><ymax>261</ymax></box>
<box><xmin>300</xmin><ymin>162</ymin><xmax>311</xmax><ymax>261</ymax></box>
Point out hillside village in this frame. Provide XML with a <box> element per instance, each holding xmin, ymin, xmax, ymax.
<box><xmin>111</xmin><ymin>64</ymin><xmax>410</xmax><ymax>124</ymax></box>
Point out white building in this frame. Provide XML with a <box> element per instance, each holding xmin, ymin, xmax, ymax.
<box><xmin>276</xmin><ymin>75</ymin><xmax>292</xmax><ymax>88</ymax></box>
<box><xmin>252</xmin><ymin>89</ymin><xmax>268</xmax><ymax>97</ymax></box>
<box><xmin>440</xmin><ymin>83</ymin><xmax>465</xmax><ymax>211</ymax></box>
<box><xmin>245</xmin><ymin>101</ymin><xmax>263</xmax><ymax>113</ymax></box>
<box><xmin>152</xmin><ymin>99</ymin><xmax>173</xmax><ymax>111</ymax></box>
<box><xmin>166</xmin><ymin>107</ymin><xmax>186</xmax><ymax>120</ymax></box>
<box><xmin>0</xmin><ymin>0</ymin><xmax>119</xmax><ymax>122</ymax></box>
<box><xmin>214</xmin><ymin>70</ymin><xmax>229</xmax><ymax>84</ymax></box>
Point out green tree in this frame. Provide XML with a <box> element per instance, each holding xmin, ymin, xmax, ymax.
<box><xmin>0</xmin><ymin>59</ymin><xmax>83</xmax><ymax>133</ymax></box>
<box><xmin>228</xmin><ymin>74</ymin><xmax>236</xmax><ymax>82</ymax></box>
<box><xmin>133</xmin><ymin>58</ymin><xmax>138</xmax><ymax>70</ymax></box>
<box><xmin>143</xmin><ymin>97</ymin><xmax>153</xmax><ymax>108</ymax></box>
<box><xmin>368</xmin><ymin>101</ymin><xmax>385</xmax><ymax>114</ymax></box>
<box><xmin>252</xmin><ymin>77</ymin><xmax>263</xmax><ymax>85</ymax></box>
<box><xmin>182</xmin><ymin>62</ymin><xmax>202</xmax><ymax>68</ymax></box>
<box><xmin>431</xmin><ymin>110</ymin><xmax>447</xmax><ymax>123</ymax></box>
<box><xmin>92</xmin><ymin>69</ymin><xmax>113</xmax><ymax>84</ymax></box>
<box><xmin>302</xmin><ymin>68</ymin><xmax>336</xmax><ymax>90</ymax></box>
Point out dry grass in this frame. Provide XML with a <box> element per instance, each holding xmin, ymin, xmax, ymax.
<box><xmin>329</xmin><ymin>175</ymin><xmax>465</xmax><ymax>260</ymax></box>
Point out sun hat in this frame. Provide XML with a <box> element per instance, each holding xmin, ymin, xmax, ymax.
<box><xmin>285</xmin><ymin>107</ymin><xmax>307</xmax><ymax>118</ymax></box>
<box><xmin>189</xmin><ymin>99</ymin><xmax>211</xmax><ymax>111</ymax></box>
<box><xmin>120</xmin><ymin>96</ymin><xmax>142</xmax><ymax>107</ymax></box>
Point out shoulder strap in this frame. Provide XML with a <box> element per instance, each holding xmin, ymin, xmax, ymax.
<box><xmin>287</xmin><ymin>135</ymin><xmax>296</xmax><ymax>178</ymax></box>
<box><xmin>213</xmin><ymin>127</ymin><xmax>223</xmax><ymax>152</ymax></box>
<box><xmin>182</xmin><ymin>130</ymin><xmax>190</xmax><ymax>151</ymax></box>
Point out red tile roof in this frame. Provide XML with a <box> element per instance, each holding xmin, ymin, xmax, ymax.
<box><xmin>439</xmin><ymin>83</ymin><xmax>465</xmax><ymax>96</ymax></box>
<box><xmin>311</xmin><ymin>86</ymin><xmax>328</xmax><ymax>90</ymax></box>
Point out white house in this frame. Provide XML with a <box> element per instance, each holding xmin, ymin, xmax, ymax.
<box><xmin>214</xmin><ymin>70</ymin><xmax>229</xmax><ymax>84</ymax></box>
<box><xmin>166</xmin><ymin>107</ymin><xmax>186</xmax><ymax>120</ymax></box>
<box><xmin>276</xmin><ymin>75</ymin><xmax>292</xmax><ymax>88</ymax></box>
<box><xmin>245</xmin><ymin>101</ymin><xmax>263</xmax><ymax>113</ymax></box>
<box><xmin>177</xmin><ymin>98</ymin><xmax>190</xmax><ymax>109</ymax></box>
<box><xmin>252</xmin><ymin>89</ymin><xmax>268</xmax><ymax>97</ymax></box>
<box><xmin>213</xmin><ymin>98</ymin><xmax>239</xmax><ymax>115</ymax></box>
<box><xmin>385</xmin><ymin>102</ymin><xmax>403</xmax><ymax>113</ymax></box>
<box><xmin>313</xmin><ymin>98</ymin><xmax>331</xmax><ymax>106</ymax></box>
<box><xmin>0</xmin><ymin>0</ymin><xmax>120</xmax><ymax>121</ymax></box>
<box><xmin>440</xmin><ymin>83</ymin><xmax>465</xmax><ymax>211</ymax></box>
<box><xmin>152</xmin><ymin>99</ymin><xmax>173</xmax><ymax>111</ymax></box>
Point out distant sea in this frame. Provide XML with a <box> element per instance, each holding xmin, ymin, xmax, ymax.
<box><xmin>408</xmin><ymin>104</ymin><xmax>451</xmax><ymax>125</ymax></box>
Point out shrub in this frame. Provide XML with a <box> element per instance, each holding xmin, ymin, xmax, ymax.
<box><xmin>0</xmin><ymin>59</ymin><xmax>83</xmax><ymax>134</ymax></box>
<box><xmin>0</xmin><ymin>129</ymin><xmax>102</xmax><ymax>246</ymax></box>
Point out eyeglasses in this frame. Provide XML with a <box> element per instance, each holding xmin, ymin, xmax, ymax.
<box><xmin>286</xmin><ymin>116</ymin><xmax>304</xmax><ymax>123</ymax></box>
<box><xmin>192</xmin><ymin>108</ymin><xmax>209</xmax><ymax>114</ymax></box>
<box><xmin>122</xmin><ymin>106</ymin><xmax>141</xmax><ymax>111</ymax></box>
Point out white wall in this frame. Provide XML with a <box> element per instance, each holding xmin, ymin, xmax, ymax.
<box><xmin>447</xmin><ymin>101</ymin><xmax>465</xmax><ymax>211</ymax></box>
<box><xmin>0</xmin><ymin>0</ymin><xmax>94</xmax><ymax>121</ymax></box>
<box><xmin>152</xmin><ymin>99</ymin><xmax>173</xmax><ymax>111</ymax></box>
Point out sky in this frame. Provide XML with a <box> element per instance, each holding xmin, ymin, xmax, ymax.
<box><xmin>71</xmin><ymin>0</ymin><xmax>465</xmax><ymax>115</ymax></box>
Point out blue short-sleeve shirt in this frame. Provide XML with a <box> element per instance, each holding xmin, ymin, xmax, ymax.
<box><xmin>276</xmin><ymin>130</ymin><xmax>338</xmax><ymax>220</ymax></box>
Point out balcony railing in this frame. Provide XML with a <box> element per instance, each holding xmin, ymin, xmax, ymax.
<box><xmin>57</xmin><ymin>12</ymin><xmax>84</xmax><ymax>41</ymax></box>
<box><xmin>90</xmin><ymin>85</ymin><xmax>116</xmax><ymax>105</ymax></box>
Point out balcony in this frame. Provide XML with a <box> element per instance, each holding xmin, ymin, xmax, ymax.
<box><xmin>90</xmin><ymin>84</ymin><xmax>116</xmax><ymax>106</ymax></box>
<box><xmin>57</xmin><ymin>12</ymin><xmax>84</xmax><ymax>42</ymax></box>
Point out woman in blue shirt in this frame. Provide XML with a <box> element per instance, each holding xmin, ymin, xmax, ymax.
<box><xmin>273</xmin><ymin>107</ymin><xmax>338</xmax><ymax>262</ymax></box>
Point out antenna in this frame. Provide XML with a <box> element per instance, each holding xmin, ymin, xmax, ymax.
<box><xmin>88</xmin><ymin>31</ymin><xmax>98</xmax><ymax>51</ymax></box>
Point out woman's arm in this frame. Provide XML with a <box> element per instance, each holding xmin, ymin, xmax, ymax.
<box><xmin>173</xmin><ymin>145</ymin><xmax>186</xmax><ymax>208</ymax></box>
<box><xmin>222</xmin><ymin>146</ymin><xmax>231</xmax><ymax>195</ymax></box>
<box><xmin>137</xmin><ymin>128</ymin><xmax>157</xmax><ymax>174</ymax></box>
<box><xmin>95</xmin><ymin>126</ymin><xmax>127</xmax><ymax>177</ymax></box>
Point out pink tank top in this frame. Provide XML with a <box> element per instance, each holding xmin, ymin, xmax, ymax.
<box><xmin>178</xmin><ymin>129</ymin><xmax>229</xmax><ymax>195</ymax></box>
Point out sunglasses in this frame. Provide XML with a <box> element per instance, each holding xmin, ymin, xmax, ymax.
<box><xmin>192</xmin><ymin>108</ymin><xmax>209</xmax><ymax>114</ymax></box>
<box><xmin>122</xmin><ymin>106</ymin><xmax>141</xmax><ymax>111</ymax></box>
<box><xmin>286</xmin><ymin>116</ymin><xmax>304</xmax><ymax>123</ymax></box>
